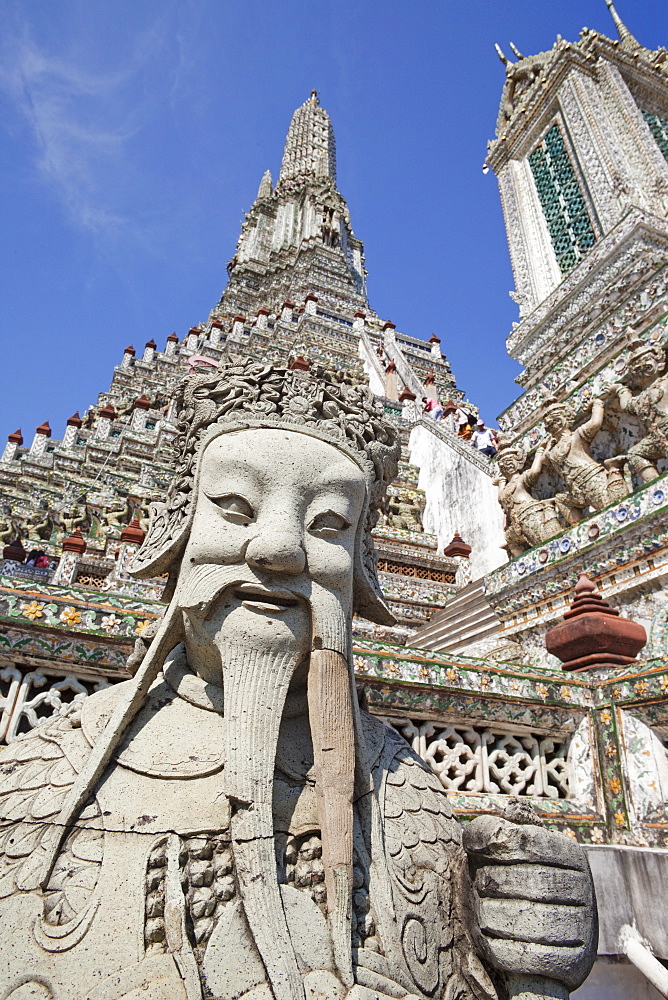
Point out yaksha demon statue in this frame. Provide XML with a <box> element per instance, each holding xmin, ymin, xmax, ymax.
<box><xmin>0</xmin><ymin>359</ymin><xmax>597</xmax><ymax>1000</ymax></box>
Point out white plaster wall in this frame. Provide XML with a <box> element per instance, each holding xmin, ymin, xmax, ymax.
<box><xmin>408</xmin><ymin>422</ymin><xmax>507</xmax><ymax>579</ymax></box>
<box><xmin>357</xmin><ymin>338</ymin><xmax>385</xmax><ymax>397</ymax></box>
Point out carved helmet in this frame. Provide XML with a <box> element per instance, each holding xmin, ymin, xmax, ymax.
<box><xmin>129</xmin><ymin>357</ymin><xmax>401</xmax><ymax>624</ymax></box>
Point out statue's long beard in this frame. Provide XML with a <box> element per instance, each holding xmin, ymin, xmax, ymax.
<box><xmin>189</xmin><ymin>569</ymin><xmax>357</xmax><ymax>997</ymax></box>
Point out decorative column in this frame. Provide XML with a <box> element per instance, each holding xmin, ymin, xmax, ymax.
<box><xmin>305</xmin><ymin>293</ymin><xmax>318</xmax><ymax>316</ymax></box>
<box><xmin>131</xmin><ymin>395</ymin><xmax>151</xmax><ymax>432</ymax></box>
<box><xmin>165</xmin><ymin>333</ymin><xmax>179</xmax><ymax>357</ymax></box>
<box><xmin>399</xmin><ymin>387</ymin><xmax>418</xmax><ymax>422</ymax></box>
<box><xmin>29</xmin><ymin>421</ymin><xmax>51</xmax><ymax>458</ymax></box>
<box><xmin>143</xmin><ymin>339</ymin><xmax>157</xmax><ymax>363</ymax></box>
<box><xmin>108</xmin><ymin>517</ymin><xmax>147</xmax><ymax>586</ymax></box>
<box><xmin>62</xmin><ymin>412</ymin><xmax>82</xmax><ymax>449</ymax></box>
<box><xmin>424</xmin><ymin>373</ymin><xmax>438</xmax><ymax>402</ymax></box>
<box><xmin>281</xmin><ymin>301</ymin><xmax>295</xmax><ymax>322</ymax></box>
<box><xmin>122</xmin><ymin>345</ymin><xmax>135</xmax><ymax>369</ymax></box>
<box><xmin>428</xmin><ymin>334</ymin><xmax>442</xmax><ymax>359</ymax></box>
<box><xmin>546</xmin><ymin>573</ymin><xmax>647</xmax><ymax>671</ymax></box>
<box><xmin>1</xmin><ymin>429</ymin><xmax>23</xmax><ymax>463</ymax></box>
<box><xmin>95</xmin><ymin>404</ymin><xmax>116</xmax><ymax>441</ymax></box>
<box><xmin>231</xmin><ymin>315</ymin><xmax>245</xmax><ymax>339</ymax></box>
<box><xmin>255</xmin><ymin>307</ymin><xmax>270</xmax><ymax>332</ymax></box>
<box><xmin>209</xmin><ymin>319</ymin><xmax>223</xmax><ymax>346</ymax></box>
<box><xmin>352</xmin><ymin>310</ymin><xmax>365</xmax><ymax>333</ymax></box>
<box><xmin>385</xmin><ymin>361</ymin><xmax>398</xmax><ymax>400</ymax></box>
<box><xmin>51</xmin><ymin>528</ymin><xmax>87</xmax><ymax>586</ymax></box>
<box><xmin>186</xmin><ymin>327</ymin><xmax>200</xmax><ymax>351</ymax></box>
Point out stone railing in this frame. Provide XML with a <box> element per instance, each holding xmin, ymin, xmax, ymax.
<box><xmin>412</xmin><ymin>416</ymin><xmax>495</xmax><ymax>476</ymax></box>
<box><xmin>387</xmin><ymin>716</ymin><xmax>570</xmax><ymax>799</ymax></box>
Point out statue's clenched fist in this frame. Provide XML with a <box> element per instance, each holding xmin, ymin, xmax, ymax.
<box><xmin>463</xmin><ymin>815</ymin><xmax>597</xmax><ymax>993</ymax></box>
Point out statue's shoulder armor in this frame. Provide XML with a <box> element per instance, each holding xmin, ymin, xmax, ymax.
<box><xmin>0</xmin><ymin>708</ymin><xmax>104</xmax><ymax>925</ymax></box>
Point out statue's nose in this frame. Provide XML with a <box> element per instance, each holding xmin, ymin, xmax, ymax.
<box><xmin>245</xmin><ymin>527</ymin><xmax>306</xmax><ymax>576</ymax></box>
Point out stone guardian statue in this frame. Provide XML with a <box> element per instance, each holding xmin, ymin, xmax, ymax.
<box><xmin>0</xmin><ymin>359</ymin><xmax>597</xmax><ymax>1000</ymax></box>
<box><xmin>543</xmin><ymin>397</ymin><xmax>627</xmax><ymax>516</ymax></box>
<box><xmin>608</xmin><ymin>339</ymin><xmax>668</xmax><ymax>483</ymax></box>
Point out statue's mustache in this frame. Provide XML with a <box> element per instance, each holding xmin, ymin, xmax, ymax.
<box><xmin>177</xmin><ymin>561</ymin><xmax>313</xmax><ymax>618</ymax></box>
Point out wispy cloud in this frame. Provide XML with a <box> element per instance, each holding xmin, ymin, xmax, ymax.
<box><xmin>0</xmin><ymin>10</ymin><xmax>174</xmax><ymax>237</ymax></box>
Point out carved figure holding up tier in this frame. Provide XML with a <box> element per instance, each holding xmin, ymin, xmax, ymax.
<box><xmin>0</xmin><ymin>360</ymin><xmax>596</xmax><ymax>1000</ymax></box>
<box><xmin>608</xmin><ymin>339</ymin><xmax>668</xmax><ymax>483</ymax></box>
<box><xmin>495</xmin><ymin>441</ymin><xmax>565</xmax><ymax>556</ymax></box>
<box><xmin>543</xmin><ymin>397</ymin><xmax>627</xmax><ymax>516</ymax></box>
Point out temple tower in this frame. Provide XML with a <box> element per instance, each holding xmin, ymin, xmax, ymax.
<box><xmin>488</xmin><ymin>3</ymin><xmax>668</xmax><ymax>320</ymax></box>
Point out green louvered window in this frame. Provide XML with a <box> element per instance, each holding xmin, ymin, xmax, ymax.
<box><xmin>642</xmin><ymin>109</ymin><xmax>668</xmax><ymax>163</ymax></box>
<box><xmin>528</xmin><ymin>123</ymin><xmax>597</xmax><ymax>276</ymax></box>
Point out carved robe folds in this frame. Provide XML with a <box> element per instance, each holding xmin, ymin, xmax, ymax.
<box><xmin>0</xmin><ymin>653</ymin><xmax>494</xmax><ymax>1000</ymax></box>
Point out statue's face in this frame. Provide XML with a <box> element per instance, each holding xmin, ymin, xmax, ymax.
<box><xmin>627</xmin><ymin>352</ymin><xmax>662</xmax><ymax>386</ymax></box>
<box><xmin>498</xmin><ymin>452</ymin><xmax>522</xmax><ymax>477</ymax></box>
<box><xmin>544</xmin><ymin>409</ymin><xmax>568</xmax><ymax>434</ymax></box>
<box><xmin>178</xmin><ymin>428</ymin><xmax>366</xmax><ymax>671</ymax></box>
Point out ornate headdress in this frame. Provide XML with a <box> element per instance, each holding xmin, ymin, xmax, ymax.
<box><xmin>130</xmin><ymin>356</ymin><xmax>401</xmax><ymax>624</ymax></box>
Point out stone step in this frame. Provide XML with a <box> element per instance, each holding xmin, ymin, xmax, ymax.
<box><xmin>408</xmin><ymin>578</ymin><xmax>501</xmax><ymax>653</ymax></box>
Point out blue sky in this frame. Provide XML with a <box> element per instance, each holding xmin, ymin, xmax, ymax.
<box><xmin>1</xmin><ymin>0</ymin><xmax>665</xmax><ymax>441</ymax></box>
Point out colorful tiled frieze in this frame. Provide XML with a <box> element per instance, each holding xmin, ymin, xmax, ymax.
<box><xmin>0</xmin><ymin>575</ymin><xmax>161</xmax><ymax>648</ymax></box>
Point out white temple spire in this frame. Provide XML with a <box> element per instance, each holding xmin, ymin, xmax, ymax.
<box><xmin>604</xmin><ymin>0</ymin><xmax>641</xmax><ymax>50</ymax></box>
<box><xmin>257</xmin><ymin>169</ymin><xmax>273</xmax><ymax>200</ymax></box>
<box><xmin>279</xmin><ymin>92</ymin><xmax>337</xmax><ymax>183</ymax></box>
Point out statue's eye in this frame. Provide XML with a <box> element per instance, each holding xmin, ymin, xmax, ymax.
<box><xmin>309</xmin><ymin>510</ymin><xmax>351</xmax><ymax>537</ymax></box>
<box><xmin>211</xmin><ymin>494</ymin><xmax>255</xmax><ymax>524</ymax></box>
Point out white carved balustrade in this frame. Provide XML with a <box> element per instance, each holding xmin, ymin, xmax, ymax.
<box><xmin>387</xmin><ymin>717</ymin><xmax>570</xmax><ymax>799</ymax></box>
<box><xmin>0</xmin><ymin>666</ymin><xmax>109</xmax><ymax>743</ymax></box>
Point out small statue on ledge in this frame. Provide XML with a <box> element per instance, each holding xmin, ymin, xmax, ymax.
<box><xmin>543</xmin><ymin>397</ymin><xmax>627</xmax><ymax>516</ymax></box>
<box><xmin>495</xmin><ymin>440</ymin><xmax>566</xmax><ymax>556</ymax></box>
<box><xmin>0</xmin><ymin>360</ymin><xmax>596</xmax><ymax>1000</ymax></box>
<box><xmin>607</xmin><ymin>339</ymin><xmax>668</xmax><ymax>484</ymax></box>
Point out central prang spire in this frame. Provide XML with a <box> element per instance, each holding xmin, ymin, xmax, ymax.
<box><xmin>279</xmin><ymin>90</ymin><xmax>337</xmax><ymax>184</ymax></box>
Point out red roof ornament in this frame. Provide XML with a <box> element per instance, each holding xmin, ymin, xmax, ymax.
<box><xmin>133</xmin><ymin>395</ymin><xmax>151</xmax><ymax>411</ymax></box>
<box><xmin>428</xmin><ymin>334</ymin><xmax>441</xmax><ymax>344</ymax></box>
<box><xmin>66</xmin><ymin>412</ymin><xmax>82</xmax><ymax>428</ymax></box>
<box><xmin>546</xmin><ymin>573</ymin><xmax>647</xmax><ymax>672</ymax></box>
<box><xmin>399</xmin><ymin>388</ymin><xmax>417</xmax><ymax>402</ymax></box>
<box><xmin>145</xmin><ymin>339</ymin><xmax>157</xmax><ymax>349</ymax></box>
<box><xmin>3</xmin><ymin>537</ymin><xmax>26</xmax><ymax>563</ymax></box>
<box><xmin>424</xmin><ymin>373</ymin><xmax>436</xmax><ymax>386</ymax></box>
<box><xmin>443</xmin><ymin>532</ymin><xmax>472</xmax><ymax>559</ymax></box>
<box><xmin>385</xmin><ymin>361</ymin><xmax>397</xmax><ymax>374</ymax></box>
<box><xmin>98</xmin><ymin>403</ymin><xmax>117</xmax><ymax>421</ymax></box>
<box><xmin>8</xmin><ymin>429</ymin><xmax>23</xmax><ymax>445</ymax></box>
<box><xmin>382</xmin><ymin>321</ymin><xmax>396</xmax><ymax>331</ymax></box>
<box><xmin>36</xmin><ymin>421</ymin><xmax>51</xmax><ymax>438</ymax></box>
<box><xmin>167</xmin><ymin>332</ymin><xmax>179</xmax><ymax>343</ymax></box>
<box><xmin>305</xmin><ymin>292</ymin><xmax>318</xmax><ymax>302</ymax></box>
<box><xmin>62</xmin><ymin>527</ymin><xmax>87</xmax><ymax>555</ymax></box>
<box><xmin>124</xmin><ymin>345</ymin><xmax>135</xmax><ymax>355</ymax></box>
<box><xmin>282</xmin><ymin>300</ymin><xmax>295</xmax><ymax>310</ymax></box>
<box><xmin>256</xmin><ymin>306</ymin><xmax>270</xmax><ymax>316</ymax></box>
<box><xmin>354</xmin><ymin>310</ymin><xmax>366</xmax><ymax>320</ymax></box>
<box><xmin>210</xmin><ymin>319</ymin><xmax>223</xmax><ymax>328</ymax></box>
<box><xmin>290</xmin><ymin>355</ymin><xmax>310</xmax><ymax>371</ymax></box>
<box><xmin>232</xmin><ymin>315</ymin><xmax>245</xmax><ymax>324</ymax></box>
<box><xmin>120</xmin><ymin>517</ymin><xmax>145</xmax><ymax>546</ymax></box>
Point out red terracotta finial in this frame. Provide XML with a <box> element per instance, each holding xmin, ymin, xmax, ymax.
<box><xmin>62</xmin><ymin>527</ymin><xmax>87</xmax><ymax>555</ymax></box>
<box><xmin>124</xmin><ymin>345</ymin><xmax>135</xmax><ymax>355</ymax></box>
<box><xmin>166</xmin><ymin>332</ymin><xmax>179</xmax><ymax>343</ymax></box>
<box><xmin>428</xmin><ymin>334</ymin><xmax>441</xmax><ymax>344</ymax></box>
<box><xmin>145</xmin><ymin>338</ymin><xmax>157</xmax><ymax>349</ymax></box>
<box><xmin>3</xmin><ymin>537</ymin><xmax>26</xmax><ymax>563</ymax></box>
<box><xmin>36</xmin><ymin>420</ymin><xmax>51</xmax><ymax>437</ymax></box>
<box><xmin>98</xmin><ymin>402</ymin><xmax>117</xmax><ymax>421</ymax></box>
<box><xmin>290</xmin><ymin>355</ymin><xmax>310</xmax><ymax>371</ymax></box>
<box><xmin>133</xmin><ymin>395</ymin><xmax>151</xmax><ymax>411</ymax></box>
<box><xmin>424</xmin><ymin>373</ymin><xmax>436</xmax><ymax>386</ymax></box>
<box><xmin>67</xmin><ymin>411</ymin><xmax>82</xmax><ymax>428</ymax></box>
<box><xmin>385</xmin><ymin>361</ymin><xmax>397</xmax><ymax>374</ymax></box>
<box><xmin>399</xmin><ymin>388</ymin><xmax>417</xmax><ymax>402</ymax></box>
<box><xmin>120</xmin><ymin>517</ymin><xmax>145</xmax><ymax>545</ymax></box>
<box><xmin>546</xmin><ymin>573</ymin><xmax>646</xmax><ymax>672</ymax></box>
<box><xmin>443</xmin><ymin>532</ymin><xmax>472</xmax><ymax>559</ymax></box>
<box><xmin>8</xmin><ymin>429</ymin><xmax>23</xmax><ymax>445</ymax></box>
